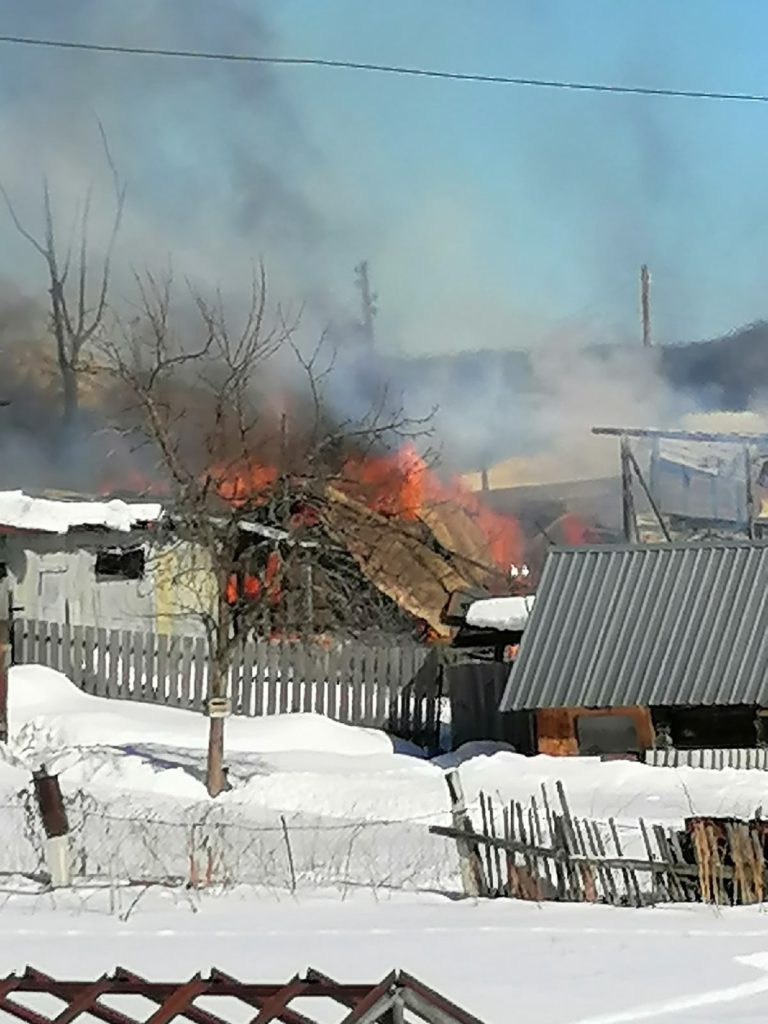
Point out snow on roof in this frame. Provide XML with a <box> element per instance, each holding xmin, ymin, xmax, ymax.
<box><xmin>466</xmin><ymin>595</ymin><xmax>535</xmax><ymax>631</ymax></box>
<box><xmin>0</xmin><ymin>491</ymin><xmax>164</xmax><ymax>535</ymax></box>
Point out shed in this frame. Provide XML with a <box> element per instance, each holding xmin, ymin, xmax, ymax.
<box><xmin>500</xmin><ymin>542</ymin><xmax>768</xmax><ymax>756</ymax></box>
<box><xmin>0</xmin><ymin>491</ymin><xmax>204</xmax><ymax>635</ymax></box>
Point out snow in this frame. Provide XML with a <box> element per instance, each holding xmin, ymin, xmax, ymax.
<box><xmin>2</xmin><ymin>894</ymin><xmax>768</xmax><ymax>1023</ymax></box>
<box><xmin>466</xmin><ymin>594</ymin><xmax>535</xmax><ymax>630</ymax></box>
<box><xmin>8</xmin><ymin>666</ymin><xmax>768</xmax><ymax>1020</ymax></box>
<box><xmin>0</xmin><ymin>491</ymin><xmax>163</xmax><ymax>535</ymax></box>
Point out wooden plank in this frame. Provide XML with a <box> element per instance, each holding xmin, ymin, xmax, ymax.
<box><xmin>166</xmin><ymin>634</ymin><xmax>183</xmax><ymax>706</ymax></box>
<box><xmin>350</xmin><ymin>643</ymin><xmax>365</xmax><ymax>725</ymax></box>
<box><xmin>191</xmin><ymin>636</ymin><xmax>207</xmax><ymax>711</ymax></box>
<box><xmin>424</xmin><ymin>653</ymin><xmax>440</xmax><ymax>751</ymax></box>
<box><xmin>445</xmin><ymin>770</ymin><xmax>486</xmax><ymax>898</ymax></box>
<box><xmin>362</xmin><ymin>647</ymin><xmax>377</xmax><ymax>727</ymax></box>
<box><xmin>373</xmin><ymin>644</ymin><xmax>389</xmax><ymax>729</ymax></box>
<box><xmin>156</xmin><ymin>632</ymin><xmax>169</xmax><ymax>705</ymax></box>
<box><xmin>120</xmin><ymin>629</ymin><xmax>132</xmax><ymax>699</ymax></box>
<box><xmin>653</xmin><ymin>824</ymin><xmax>685</xmax><ymax>903</ymax></box>
<box><xmin>337</xmin><ymin>645</ymin><xmax>352</xmax><ymax>723</ymax></box>
<box><xmin>479</xmin><ymin>793</ymin><xmax>496</xmax><ymax>895</ymax></box>
<box><xmin>295</xmin><ymin>641</ymin><xmax>310</xmax><ymax>713</ymax></box>
<box><xmin>240</xmin><ymin>638</ymin><xmax>255</xmax><ymax>717</ymax></box>
<box><xmin>253</xmin><ymin>639</ymin><xmax>267</xmax><ymax>716</ymax></box>
<box><xmin>515</xmin><ymin>801</ymin><xmax>537</xmax><ymax>899</ymax></box>
<box><xmin>397</xmin><ymin>646</ymin><xmax>414</xmax><ymax>735</ymax></box>
<box><xmin>571</xmin><ymin>816</ymin><xmax>597</xmax><ymax>903</ymax></box>
<box><xmin>668</xmin><ymin>828</ymin><xmax>693</xmax><ymax>902</ymax></box>
<box><xmin>309</xmin><ymin>645</ymin><xmax>326</xmax><ymax>717</ymax></box>
<box><xmin>228</xmin><ymin>641</ymin><xmax>243</xmax><ymax>715</ymax></box>
<box><xmin>323</xmin><ymin>644</ymin><xmax>339</xmax><ymax>720</ymax></box>
<box><xmin>144</xmin><ymin>630</ymin><xmax>157</xmax><ymax>703</ymax></box>
<box><xmin>82</xmin><ymin>625</ymin><xmax>97</xmax><ymax>696</ymax></box>
<box><xmin>59</xmin><ymin>621</ymin><xmax>72</xmax><ymax>679</ymax></box>
<box><xmin>277</xmin><ymin>641</ymin><xmax>291</xmax><ymax>713</ymax></box>
<box><xmin>107</xmin><ymin>629</ymin><xmax>121</xmax><ymax>699</ymax></box>
<box><xmin>93</xmin><ymin>626</ymin><xmax>108</xmax><ymax>697</ymax></box>
<box><xmin>530</xmin><ymin>794</ymin><xmax>553</xmax><ymax>894</ymax></box>
<box><xmin>555</xmin><ymin>782</ymin><xmax>583</xmax><ymax>901</ymax></box>
<box><xmin>47</xmin><ymin>620</ymin><xmax>61</xmax><ymax>672</ymax></box>
<box><xmin>386</xmin><ymin>646</ymin><xmax>401</xmax><ymax>732</ymax></box>
<box><xmin>639</xmin><ymin>818</ymin><xmax>665</xmax><ymax>902</ymax></box>
<box><xmin>266</xmin><ymin>642</ymin><xmax>279</xmax><ymax>715</ymax></box>
<box><xmin>177</xmin><ymin>634</ymin><xmax>193</xmax><ymax>709</ymax></box>
<box><xmin>609</xmin><ymin>817</ymin><xmax>642</xmax><ymax>906</ymax></box>
<box><xmin>130</xmin><ymin>629</ymin><xmax>145</xmax><ymax>701</ymax></box>
<box><xmin>585</xmin><ymin>819</ymin><xmax>614</xmax><ymax>903</ymax></box>
<box><xmin>70</xmin><ymin>624</ymin><xmax>84</xmax><ymax>688</ymax></box>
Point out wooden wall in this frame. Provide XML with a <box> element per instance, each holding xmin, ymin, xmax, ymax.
<box><xmin>536</xmin><ymin>706</ymin><xmax>655</xmax><ymax>756</ymax></box>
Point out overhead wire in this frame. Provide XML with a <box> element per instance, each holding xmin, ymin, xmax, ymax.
<box><xmin>0</xmin><ymin>32</ymin><xmax>766</xmax><ymax>104</ymax></box>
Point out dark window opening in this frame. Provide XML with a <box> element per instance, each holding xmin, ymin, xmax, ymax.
<box><xmin>576</xmin><ymin>714</ymin><xmax>640</xmax><ymax>756</ymax></box>
<box><xmin>661</xmin><ymin>706</ymin><xmax>757</xmax><ymax>749</ymax></box>
<box><xmin>95</xmin><ymin>547</ymin><xmax>145</xmax><ymax>581</ymax></box>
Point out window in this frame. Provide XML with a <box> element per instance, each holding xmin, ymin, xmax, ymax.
<box><xmin>95</xmin><ymin>547</ymin><xmax>145</xmax><ymax>581</ymax></box>
<box><xmin>576</xmin><ymin>714</ymin><xmax>640</xmax><ymax>756</ymax></box>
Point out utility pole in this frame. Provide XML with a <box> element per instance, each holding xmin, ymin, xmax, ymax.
<box><xmin>640</xmin><ymin>265</ymin><xmax>652</xmax><ymax>348</ymax></box>
<box><xmin>354</xmin><ymin>261</ymin><xmax>377</xmax><ymax>346</ymax></box>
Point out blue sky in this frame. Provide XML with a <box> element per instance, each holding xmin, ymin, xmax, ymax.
<box><xmin>266</xmin><ymin>0</ymin><xmax>768</xmax><ymax>349</ymax></box>
<box><xmin>1</xmin><ymin>1</ymin><xmax>768</xmax><ymax>354</ymax></box>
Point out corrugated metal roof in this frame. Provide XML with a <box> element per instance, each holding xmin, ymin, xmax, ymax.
<box><xmin>500</xmin><ymin>543</ymin><xmax>768</xmax><ymax>711</ymax></box>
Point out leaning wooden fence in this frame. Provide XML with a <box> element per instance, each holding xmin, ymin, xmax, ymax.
<box><xmin>12</xmin><ymin>617</ymin><xmax>443</xmax><ymax>746</ymax></box>
<box><xmin>432</xmin><ymin>774</ymin><xmax>768</xmax><ymax>907</ymax></box>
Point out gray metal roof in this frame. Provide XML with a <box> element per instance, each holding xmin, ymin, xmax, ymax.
<box><xmin>500</xmin><ymin>543</ymin><xmax>768</xmax><ymax>711</ymax></box>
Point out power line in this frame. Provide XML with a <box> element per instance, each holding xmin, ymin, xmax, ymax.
<box><xmin>0</xmin><ymin>32</ymin><xmax>767</xmax><ymax>104</ymax></box>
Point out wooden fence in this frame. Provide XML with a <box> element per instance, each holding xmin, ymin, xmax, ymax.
<box><xmin>12</xmin><ymin>618</ymin><xmax>444</xmax><ymax>746</ymax></box>
<box><xmin>432</xmin><ymin>775</ymin><xmax>768</xmax><ymax>906</ymax></box>
<box><xmin>646</xmin><ymin>747</ymin><xmax>768</xmax><ymax>771</ymax></box>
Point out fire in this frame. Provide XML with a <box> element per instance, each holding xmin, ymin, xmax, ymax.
<box><xmin>342</xmin><ymin>444</ymin><xmax>425</xmax><ymax>520</ymax></box>
<box><xmin>343</xmin><ymin>443</ymin><xmax>525</xmax><ymax>577</ymax></box>
<box><xmin>226</xmin><ymin>549</ymin><xmax>281</xmax><ymax>606</ymax></box>
<box><xmin>214</xmin><ymin>463</ymin><xmax>278</xmax><ymax>506</ymax></box>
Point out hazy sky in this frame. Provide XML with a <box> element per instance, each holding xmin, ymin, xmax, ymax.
<box><xmin>1</xmin><ymin>1</ymin><xmax>767</xmax><ymax>355</ymax></box>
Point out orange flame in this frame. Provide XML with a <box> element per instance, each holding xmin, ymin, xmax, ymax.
<box><xmin>343</xmin><ymin>443</ymin><xmax>524</xmax><ymax>577</ymax></box>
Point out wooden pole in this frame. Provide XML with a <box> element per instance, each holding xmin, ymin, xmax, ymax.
<box><xmin>640</xmin><ymin>265</ymin><xmax>651</xmax><ymax>348</ymax></box>
<box><xmin>626</xmin><ymin>448</ymin><xmax>671</xmax><ymax>542</ymax></box>
<box><xmin>444</xmin><ymin>770</ymin><xmax>487</xmax><ymax>898</ymax></box>
<box><xmin>620</xmin><ymin>436</ymin><xmax>638</xmax><ymax>543</ymax></box>
<box><xmin>0</xmin><ymin>573</ymin><xmax>9</xmax><ymax>744</ymax></box>
<box><xmin>32</xmin><ymin>765</ymin><xmax>71</xmax><ymax>887</ymax></box>
<box><xmin>745</xmin><ymin>445</ymin><xmax>756</xmax><ymax>541</ymax></box>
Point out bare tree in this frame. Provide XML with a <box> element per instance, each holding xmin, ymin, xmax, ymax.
<box><xmin>1</xmin><ymin>128</ymin><xmax>125</xmax><ymax>437</ymax></box>
<box><xmin>104</xmin><ymin>267</ymin><xmax>435</xmax><ymax>797</ymax></box>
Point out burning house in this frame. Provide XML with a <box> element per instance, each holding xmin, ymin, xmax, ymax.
<box><xmin>0</xmin><ymin>439</ymin><xmax>528</xmax><ymax>644</ymax></box>
<box><xmin>500</xmin><ymin>542</ymin><xmax>768</xmax><ymax>760</ymax></box>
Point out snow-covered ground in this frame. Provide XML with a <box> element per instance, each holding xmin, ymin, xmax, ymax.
<box><xmin>6</xmin><ymin>666</ymin><xmax>768</xmax><ymax>1020</ymax></box>
<box><xmin>2</xmin><ymin>890</ymin><xmax>768</xmax><ymax>1023</ymax></box>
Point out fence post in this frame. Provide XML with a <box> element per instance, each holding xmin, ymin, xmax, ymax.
<box><xmin>32</xmin><ymin>765</ymin><xmax>71</xmax><ymax>888</ymax></box>
<box><xmin>0</xmin><ymin>574</ymin><xmax>8</xmax><ymax>743</ymax></box>
<box><xmin>444</xmin><ymin>769</ymin><xmax>487</xmax><ymax>898</ymax></box>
